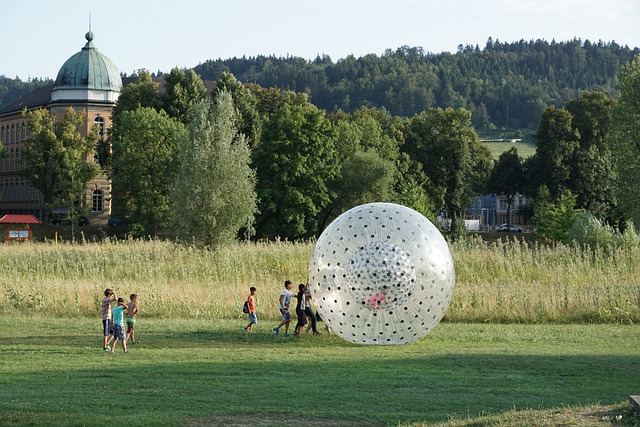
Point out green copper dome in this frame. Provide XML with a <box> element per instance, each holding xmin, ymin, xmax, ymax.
<box><xmin>54</xmin><ymin>32</ymin><xmax>122</xmax><ymax>92</ymax></box>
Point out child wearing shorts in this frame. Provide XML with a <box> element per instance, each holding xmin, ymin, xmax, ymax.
<box><xmin>109</xmin><ymin>298</ymin><xmax>129</xmax><ymax>354</ymax></box>
<box><xmin>126</xmin><ymin>294</ymin><xmax>139</xmax><ymax>345</ymax></box>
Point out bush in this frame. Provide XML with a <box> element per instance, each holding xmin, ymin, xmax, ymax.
<box><xmin>567</xmin><ymin>210</ymin><xmax>640</xmax><ymax>252</ymax></box>
<box><xmin>533</xmin><ymin>190</ymin><xmax>579</xmax><ymax>242</ymax></box>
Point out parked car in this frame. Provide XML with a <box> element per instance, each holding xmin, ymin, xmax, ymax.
<box><xmin>108</xmin><ymin>217</ymin><xmax>129</xmax><ymax>227</ymax></box>
<box><xmin>496</xmin><ymin>223</ymin><xmax>523</xmax><ymax>232</ymax></box>
<box><xmin>49</xmin><ymin>208</ymin><xmax>90</xmax><ymax>227</ymax></box>
<box><xmin>51</xmin><ymin>215</ymin><xmax>91</xmax><ymax>227</ymax></box>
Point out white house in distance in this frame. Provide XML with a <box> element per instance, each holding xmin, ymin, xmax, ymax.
<box><xmin>468</xmin><ymin>193</ymin><xmax>531</xmax><ymax>231</ymax></box>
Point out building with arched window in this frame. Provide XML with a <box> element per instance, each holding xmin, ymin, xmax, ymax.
<box><xmin>0</xmin><ymin>31</ymin><xmax>121</xmax><ymax>225</ymax></box>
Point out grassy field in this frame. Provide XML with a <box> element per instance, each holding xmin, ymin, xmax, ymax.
<box><xmin>482</xmin><ymin>141</ymin><xmax>537</xmax><ymax>159</ymax></box>
<box><xmin>1</xmin><ymin>317</ymin><xmax>639</xmax><ymax>426</ymax></box>
<box><xmin>1</xmin><ymin>237</ymin><xmax>638</xmax><ymax>323</ymax></box>
<box><xmin>1</xmin><ymin>238</ymin><xmax>639</xmax><ymax>426</ymax></box>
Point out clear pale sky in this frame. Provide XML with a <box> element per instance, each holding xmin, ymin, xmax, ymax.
<box><xmin>2</xmin><ymin>0</ymin><xmax>639</xmax><ymax>80</ymax></box>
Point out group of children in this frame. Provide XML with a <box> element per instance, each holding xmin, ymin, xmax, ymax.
<box><xmin>244</xmin><ymin>280</ymin><xmax>329</xmax><ymax>336</ymax></box>
<box><xmin>101</xmin><ymin>288</ymin><xmax>138</xmax><ymax>354</ymax></box>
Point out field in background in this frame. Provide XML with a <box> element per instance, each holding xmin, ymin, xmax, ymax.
<box><xmin>1</xmin><ymin>237</ymin><xmax>638</xmax><ymax>323</ymax></box>
<box><xmin>482</xmin><ymin>140</ymin><xmax>537</xmax><ymax>159</ymax></box>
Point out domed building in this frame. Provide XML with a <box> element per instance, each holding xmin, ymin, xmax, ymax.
<box><xmin>0</xmin><ymin>31</ymin><xmax>122</xmax><ymax>225</ymax></box>
<box><xmin>51</xmin><ymin>30</ymin><xmax>122</xmax><ymax>104</ymax></box>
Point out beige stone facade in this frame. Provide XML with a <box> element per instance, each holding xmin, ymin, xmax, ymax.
<box><xmin>0</xmin><ymin>32</ymin><xmax>120</xmax><ymax>226</ymax></box>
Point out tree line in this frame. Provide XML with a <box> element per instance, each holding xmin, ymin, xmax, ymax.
<box><xmin>9</xmin><ymin>53</ymin><xmax>640</xmax><ymax>248</ymax></box>
<box><xmin>2</xmin><ymin>38</ymin><xmax>638</xmax><ymax>133</ymax></box>
<box><xmin>4</xmin><ymin>45</ymin><xmax>640</xmax><ymax>247</ymax></box>
<box><xmin>193</xmin><ymin>38</ymin><xmax>639</xmax><ymax>130</ymax></box>
<box><xmin>0</xmin><ymin>76</ymin><xmax>52</xmax><ymax>110</ymax></box>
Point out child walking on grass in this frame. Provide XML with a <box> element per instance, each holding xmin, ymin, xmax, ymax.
<box><xmin>125</xmin><ymin>294</ymin><xmax>139</xmax><ymax>345</ymax></box>
<box><xmin>101</xmin><ymin>288</ymin><xmax>117</xmax><ymax>351</ymax></box>
<box><xmin>108</xmin><ymin>298</ymin><xmax>129</xmax><ymax>354</ymax></box>
<box><xmin>244</xmin><ymin>287</ymin><xmax>257</xmax><ymax>332</ymax></box>
<box><xmin>294</xmin><ymin>283</ymin><xmax>307</xmax><ymax>336</ymax></box>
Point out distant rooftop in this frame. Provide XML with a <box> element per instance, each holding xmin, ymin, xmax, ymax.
<box><xmin>53</xmin><ymin>31</ymin><xmax>122</xmax><ymax>93</ymax></box>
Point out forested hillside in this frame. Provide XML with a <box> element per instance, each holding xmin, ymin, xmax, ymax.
<box><xmin>194</xmin><ymin>38</ymin><xmax>639</xmax><ymax>130</ymax></box>
<box><xmin>2</xmin><ymin>38</ymin><xmax>638</xmax><ymax>133</ymax></box>
<box><xmin>0</xmin><ymin>76</ymin><xmax>52</xmax><ymax>110</ymax></box>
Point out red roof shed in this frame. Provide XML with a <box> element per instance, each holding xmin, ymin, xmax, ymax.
<box><xmin>1</xmin><ymin>215</ymin><xmax>41</xmax><ymax>242</ymax></box>
<box><xmin>0</xmin><ymin>214</ymin><xmax>42</xmax><ymax>225</ymax></box>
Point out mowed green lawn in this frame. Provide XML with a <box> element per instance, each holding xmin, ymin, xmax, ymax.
<box><xmin>1</xmin><ymin>317</ymin><xmax>638</xmax><ymax>426</ymax></box>
<box><xmin>483</xmin><ymin>141</ymin><xmax>537</xmax><ymax>159</ymax></box>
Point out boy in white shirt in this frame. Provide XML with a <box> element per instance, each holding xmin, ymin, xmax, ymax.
<box><xmin>273</xmin><ymin>280</ymin><xmax>296</xmax><ymax>336</ymax></box>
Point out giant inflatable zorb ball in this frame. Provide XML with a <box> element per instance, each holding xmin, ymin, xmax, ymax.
<box><xmin>308</xmin><ymin>203</ymin><xmax>455</xmax><ymax>345</ymax></box>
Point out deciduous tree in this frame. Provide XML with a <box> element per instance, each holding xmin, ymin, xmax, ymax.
<box><xmin>170</xmin><ymin>91</ymin><xmax>257</xmax><ymax>248</ymax></box>
<box><xmin>214</xmin><ymin>72</ymin><xmax>262</xmax><ymax>149</ymax></box>
<box><xmin>321</xmin><ymin>108</ymin><xmax>402</xmax><ymax>225</ymax></box>
<box><xmin>533</xmin><ymin>189</ymin><xmax>579</xmax><ymax>242</ymax></box>
<box><xmin>566</xmin><ymin>92</ymin><xmax>617</xmax><ymax>222</ymax></box>
<box><xmin>529</xmin><ymin>106</ymin><xmax>579</xmax><ymax>199</ymax></box>
<box><xmin>253</xmin><ymin>96</ymin><xmax>338</xmax><ymax>239</ymax></box>
<box><xmin>404</xmin><ymin>107</ymin><xmax>490</xmax><ymax>237</ymax></box>
<box><xmin>162</xmin><ymin>67</ymin><xmax>207</xmax><ymax>124</ymax></box>
<box><xmin>489</xmin><ymin>147</ymin><xmax>525</xmax><ymax>229</ymax></box>
<box><xmin>612</xmin><ymin>55</ymin><xmax>640</xmax><ymax>228</ymax></box>
<box><xmin>20</xmin><ymin>107</ymin><xmax>100</xmax><ymax>224</ymax></box>
<box><xmin>109</xmin><ymin>107</ymin><xmax>184</xmax><ymax>237</ymax></box>
<box><xmin>112</xmin><ymin>70</ymin><xmax>162</xmax><ymax>117</ymax></box>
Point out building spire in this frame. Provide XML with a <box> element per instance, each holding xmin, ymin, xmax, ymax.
<box><xmin>86</xmin><ymin>12</ymin><xmax>94</xmax><ymax>44</ymax></box>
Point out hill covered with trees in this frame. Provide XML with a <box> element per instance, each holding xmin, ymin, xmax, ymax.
<box><xmin>194</xmin><ymin>38</ymin><xmax>639</xmax><ymax>131</ymax></box>
<box><xmin>3</xmin><ymin>38</ymin><xmax>637</xmax><ymax>134</ymax></box>
<box><xmin>0</xmin><ymin>76</ymin><xmax>52</xmax><ymax>110</ymax></box>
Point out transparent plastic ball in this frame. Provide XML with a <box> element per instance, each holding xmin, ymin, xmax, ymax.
<box><xmin>308</xmin><ymin>203</ymin><xmax>455</xmax><ymax>345</ymax></box>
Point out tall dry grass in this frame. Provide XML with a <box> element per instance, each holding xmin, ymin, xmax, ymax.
<box><xmin>449</xmin><ymin>236</ymin><xmax>640</xmax><ymax>323</ymax></box>
<box><xmin>1</xmin><ymin>236</ymin><xmax>638</xmax><ymax>323</ymax></box>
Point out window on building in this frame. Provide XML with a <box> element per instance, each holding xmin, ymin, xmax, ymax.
<box><xmin>11</xmin><ymin>124</ymin><xmax>15</xmax><ymax>143</ymax></box>
<box><xmin>92</xmin><ymin>189</ymin><xmax>103</xmax><ymax>212</ymax></box>
<box><xmin>94</xmin><ymin>116</ymin><xmax>105</xmax><ymax>138</ymax></box>
<box><xmin>1</xmin><ymin>126</ymin><xmax>4</xmax><ymax>143</ymax></box>
<box><xmin>21</xmin><ymin>123</ymin><xmax>26</xmax><ymax>140</ymax></box>
<box><xmin>93</xmin><ymin>117</ymin><xmax>106</xmax><ymax>166</ymax></box>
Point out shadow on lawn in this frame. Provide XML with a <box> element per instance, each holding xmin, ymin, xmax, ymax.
<box><xmin>0</xmin><ymin>324</ymin><xmax>350</xmax><ymax>349</ymax></box>
<box><xmin>1</xmin><ymin>345</ymin><xmax>638</xmax><ymax>425</ymax></box>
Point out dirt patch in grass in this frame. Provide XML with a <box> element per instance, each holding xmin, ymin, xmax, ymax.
<box><xmin>424</xmin><ymin>403</ymin><xmax>639</xmax><ymax>427</ymax></box>
<box><xmin>182</xmin><ymin>413</ymin><xmax>384</xmax><ymax>427</ymax></box>
<box><xmin>181</xmin><ymin>405</ymin><xmax>640</xmax><ymax>427</ymax></box>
